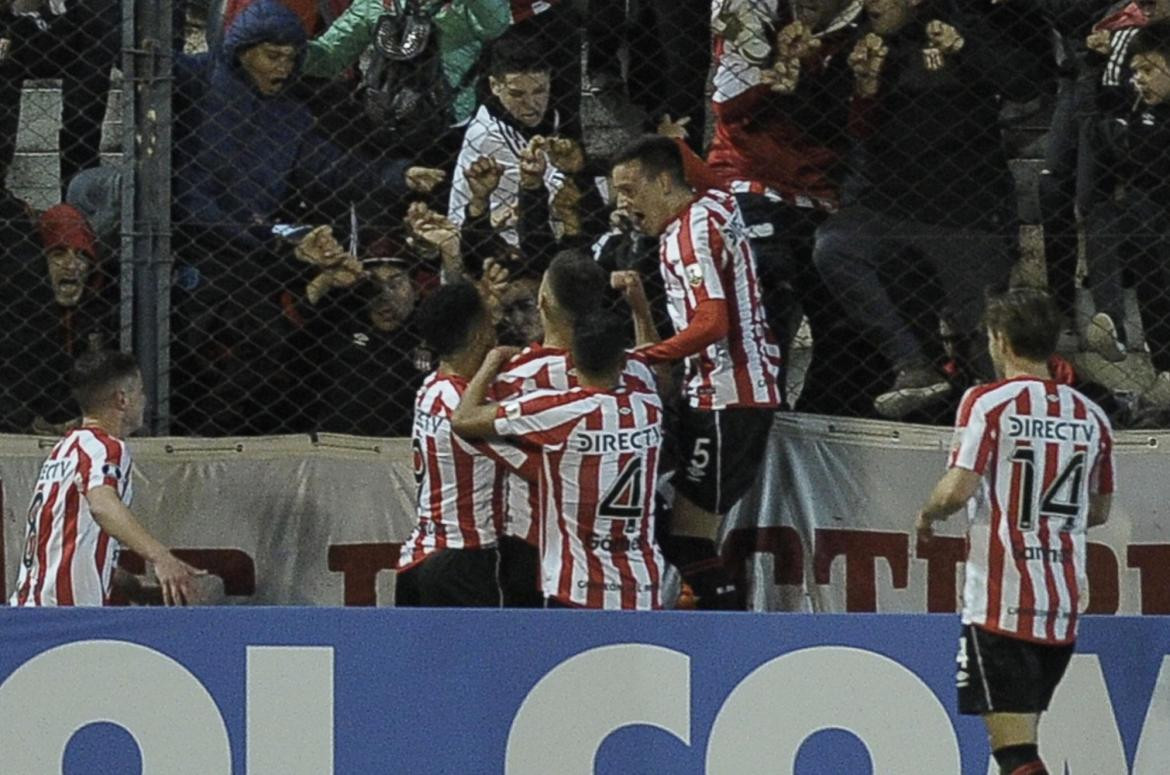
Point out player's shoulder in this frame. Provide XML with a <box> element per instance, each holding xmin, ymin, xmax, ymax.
<box><xmin>417</xmin><ymin>371</ymin><xmax>464</xmax><ymax>413</ymax></box>
<box><xmin>956</xmin><ymin>380</ymin><xmax>1029</xmax><ymax>420</ymax></box>
<box><xmin>72</xmin><ymin>426</ymin><xmax>126</xmax><ymax>459</ymax></box>
<box><xmin>691</xmin><ymin>189</ymin><xmax>737</xmax><ymax>219</ymax></box>
<box><xmin>1061</xmin><ymin>383</ymin><xmax>1114</xmax><ymax>434</ymax></box>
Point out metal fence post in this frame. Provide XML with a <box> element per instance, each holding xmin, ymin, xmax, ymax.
<box><xmin>121</xmin><ymin>0</ymin><xmax>174</xmax><ymax>435</ymax></box>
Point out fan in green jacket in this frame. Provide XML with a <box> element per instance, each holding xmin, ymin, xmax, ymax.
<box><xmin>302</xmin><ymin>0</ymin><xmax>512</xmax><ymax>125</ymax></box>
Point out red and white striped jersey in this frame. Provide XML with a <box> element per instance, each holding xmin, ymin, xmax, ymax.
<box><xmin>494</xmin><ymin>386</ymin><xmax>665</xmax><ymax>609</ymax></box>
<box><xmin>10</xmin><ymin>427</ymin><xmax>132</xmax><ymax>607</ymax></box>
<box><xmin>489</xmin><ymin>344</ymin><xmax>659</xmax><ymax>545</ymax></box>
<box><xmin>950</xmin><ymin>377</ymin><xmax>1115</xmax><ymax>644</ymax></box>
<box><xmin>399</xmin><ymin>371</ymin><xmax>518</xmax><ymax>571</ymax></box>
<box><xmin>659</xmin><ymin>190</ymin><xmax>782</xmax><ymax>410</ymax></box>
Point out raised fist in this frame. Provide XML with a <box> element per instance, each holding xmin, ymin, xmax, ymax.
<box><xmin>543</xmin><ymin>136</ymin><xmax>586</xmax><ymax>174</ymax></box>
<box><xmin>465</xmin><ymin>156</ymin><xmax>503</xmax><ymax>209</ymax></box>
<box><xmin>518</xmin><ymin>138</ymin><xmax>548</xmax><ymax>190</ymax></box>
<box><xmin>923</xmin><ymin>20</ymin><xmax>964</xmax><ymax>71</ymax></box>
<box><xmin>776</xmin><ymin>21</ymin><xmax>821</xmax><ymax>61</ymax></box>
<box><xmin>761</xmin><ymin>57</ymin><xmax>801</xmax><ymax>94</ymax></box>
<box><xmin>849</xmin><ymin>33</ymin><xmax>888</xmax><ymax>97</ymax></box>
<box><xmin>1086</xmin><ymin>28</ymin><xmax>1111</xmax><ymax>56</ymax></box>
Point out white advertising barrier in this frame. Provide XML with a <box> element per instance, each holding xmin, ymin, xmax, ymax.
<box><xmin>2</xmin><ymin>416</ymin><xmax>1169</xmax><ymax>612</ymax></box>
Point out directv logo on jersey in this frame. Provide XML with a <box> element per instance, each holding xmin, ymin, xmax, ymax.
<box><xmin>572</xmin><ymin>426</ymin><xmax>662</xmax><ymax>453</ymax></box>
<box><xmin>1007</xmin><ymin>416</ymin><xmax>1096</xmax><ymax>443</ymax></box>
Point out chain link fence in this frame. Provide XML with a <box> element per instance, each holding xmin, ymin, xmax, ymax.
<box><xmin>2</xmin><ymin>0</ymin><xmax>1169</xmax><ymax>436</ymax></box>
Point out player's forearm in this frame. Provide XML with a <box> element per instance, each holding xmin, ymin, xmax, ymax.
<box><xmin>640</xmin><ymin>299</ymin><xmax>729</xmax><ymax>363</ymax></box>
<box><xmin>452</xmin><ymin>357</ymin><xmax>505</xmax><ymax>438</ymax></box>
<box><xmin>630</xmin><ymin>300</ymin><xmax>659</xmax><ymax>348</ymax></box>
<box><xmin>88</xmin><ymin>491</ymin><xmax>172</xmax><ymax>565</ymax></box>
<box><xmin>920</xmin><ymin>468</ymin><xmax>980</xmax><ymax>522</ymax></box>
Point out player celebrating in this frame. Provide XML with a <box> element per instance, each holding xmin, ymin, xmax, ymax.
<box><xmin>490</xmin><ymin>249</ymin><xmax>660</xmax><ymax>606</ymax></box>
<box><xmin>10</xmin><ymin>351</ymin><xmax>203</xmax><ymax>607</ymax></box>
<box><xmin>609</xmin><ymin>136</ymin><xmax>782</xmax><ymax>609</ymax></box>
<box><xmin>453</xmin><ymin>311</ymin><xmax>666</xmax><ymax>610</ymax></box>
<box><xmin>397</xmin><ymin>281</ymin><xmax>527</xmax><ymax>607</ymax></box>
<box><xmin>915</xmin><ymin>288</ymin><xmax>1114</xmax><ymax>775</ymax></box>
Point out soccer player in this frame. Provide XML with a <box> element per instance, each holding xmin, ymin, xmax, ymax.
<box><xmin>396</xmin><ymin>281</ymin><xmax>523</xmax><ymax>607</ymax></box>
<box><xmin>10</xmin><ymin>351</ymin><xmax>203</xmax><ymax>607</ymax></box>
<box><xmin>489</xmin><ymin>249</ymin><xmax>660</xmax><ymax>606</ymax></box>
<box><xmin>453</xmin><ymin>311</ymin><xmax>666</xmax><ymax>610</ymax></box>
<box><xmin>609</xmin><ymin>135</ymin><xmax>782</xmax><ymax>609</ymax></box>
<box><xmin>915</xmin><ymin>288</ymin><xmax>1115</xmax><ymax>775</ymax></box>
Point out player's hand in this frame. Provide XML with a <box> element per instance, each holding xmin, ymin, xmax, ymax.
<box><xmin>849</xmin><ymin>33</ymin><xmax>888</xmax><ymax>97</ymax></box>
<box><xmin>405</xmin><ymin>166</ymin><xmax>447</xmax><ymax>194</ymax></box>
<box><xmin>466</xmin><ymin>155</ymin><xmax>504</xmax><ymax>206</ymax></box>
<box><xmin>914</xmin><ymin>511</ymin><xmax>935</xmax><ymax>545</ymax></box>
<box><xmin>486</xmin><ymin>345</ymin><xmax>522</xmax><ymax>370</ymax></box>
<box><xmin>776</xmin><ymin>20</ymin><xmax>821</xmax><ymax>61</ymax></box>
<box><xmin>656</xmin><ymin>113</ymin><xmax>690</xmax><ymax>140</ymax></box>
<box><xmin>611</xmin><ymin>270</ymin><xmax>649</xmax><ymax>315</ymax></box>
<box><xmin>153</xmin><ymin>553</ymin><xmax>207</xmax><ymax>606</ymax></box>
<box><xmin>923</xmin><ymin>20</ymin><xmax>964</xmax><ymax>71</ymax></box>
<box><xmin>519</xmin><ymin>138</ymin><xmax>548</xmax><ymax>190</ymax></box>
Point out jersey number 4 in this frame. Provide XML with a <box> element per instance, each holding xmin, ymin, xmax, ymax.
<box><xmin>599</xmin><ymin>458</ymin><xmax>644</xmax><ymax>520</ymax></box>
<box><xmin>1010</xmin><ymin>449</ymin><xmax>1085</xmax><ymax>531</ymax></box>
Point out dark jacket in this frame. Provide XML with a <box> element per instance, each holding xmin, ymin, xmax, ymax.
<box><xmin>843</xmin><ymin>2</ymin><xmax>1035</xmax><ymax>228</ymax></box>
<box><xmin>1098</xmin><ymin>102</ymin><xmax>1170</xmax><ymax>203</ymax></box>
<box><xmin>173</xmin><ymin>0</ymin><xmax>411</xmax><ymax>257</ymax></box>
<box><xmin>0</xmin><ymin>203</ymin><xmax>116</xmax><ymax>432</ymax></box>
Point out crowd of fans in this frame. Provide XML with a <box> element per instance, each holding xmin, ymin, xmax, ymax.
<box><xmin>1</xmin><ymin>0</ymin><xmax>1169</xmax><ymax>435</ymax></box>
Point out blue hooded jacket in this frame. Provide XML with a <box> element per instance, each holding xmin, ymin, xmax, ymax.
<box><xmin>173</xmin><ymin>0</ymin><xmax>410</xmax><ymax>254</ymax></box>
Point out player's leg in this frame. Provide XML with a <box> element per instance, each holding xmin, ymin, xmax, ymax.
<box><xmin>983</xmin><ymin>714</ymin><xmax>1045</xmax><ymax>775</ymax></box>
<box><xmin>662</xmin><ymin>406</ymin><xmax>774</xmax><ymax>609</ymax></box>
<box><xmin>498</xmin><ymin>535</ymin><xmax>543</xmax><ymax>608</ymax></box>
<box><xmin>957</xmin><ymin>625</ymin><xmax>1072</xmax><ymax>775</ymax></box>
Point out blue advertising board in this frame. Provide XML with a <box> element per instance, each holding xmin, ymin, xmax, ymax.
<box><xmin>0</xmin><ymin>610</ymin><xmax>1167</xmax><ymax>774</ymax></box>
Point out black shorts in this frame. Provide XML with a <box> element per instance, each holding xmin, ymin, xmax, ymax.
<box><xmin>956</xmin><ymin>624</ymin><xmax>1074</xmax><ymax>715</ymax></box>
<box><xmin>669</xmin><ymin>405</ymin><xmax>774</xmax><ymax>514</ymax></box>
<box><xmin>394</xmin><ymin>547</ymin><xmax>501</xmax><ymax>607</ymax></box>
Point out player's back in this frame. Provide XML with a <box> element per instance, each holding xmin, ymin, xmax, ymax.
<box><xmin>11</xmin><ymin>426</ymin><xmax>132</xmax><ymax>607</ymax></box>
<box><xmin>954</xmin><ymin>377</ymin><xmax>1115</xmax><ymax>643</ymax></box>
<box><xmin>491</xmin><ymin>345</ymin><xmax>659</xmax><ymax>544</ymax></box>
<box><xmin>525</xmin><ymin>386</ymin><xmax>666</xmax><ymax>609</ymax></box>
<box><xmin>401</xmin><ymin>372</ymin><xmax>503</xmax><ymax>570</ymax></box>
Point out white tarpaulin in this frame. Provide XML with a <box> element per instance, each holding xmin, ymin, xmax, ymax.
<box><xmin>3</xmin><ymin>416</ymin><xmax>1168</xmax><ymax>611</ymax></box>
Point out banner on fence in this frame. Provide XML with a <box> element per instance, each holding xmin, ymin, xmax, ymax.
<box><xmin>0</xmin><ymin>609</ymin><xmax>1167</xmax><ymax>774</ymax></box>
<box><xmin>3</xmin><ymin>416</ymin><xmax>1169</xmax><ymax>610</ymax></box>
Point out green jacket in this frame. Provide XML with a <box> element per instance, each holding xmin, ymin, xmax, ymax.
<box><xmin>303</xmin><ymin>0</ymin><xmax>511</xmax><ymax>124</ymax></box>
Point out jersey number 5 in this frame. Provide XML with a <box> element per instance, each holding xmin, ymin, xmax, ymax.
<box><xmin>1010</xmin><ymin>449</ymin><xmax>1086</xmax><ymax>531</ymax></box>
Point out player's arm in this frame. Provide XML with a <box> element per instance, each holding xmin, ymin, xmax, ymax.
<box><xmin>87</xmin><ymin>486</ymin><xmax>204</xmax><ymax>605</ymax></box>
<box><xmin>452</xmin><ymin>346</ymin><xmax>519</xmax><ymax>440</ymax></box>
<box><xmin>610</xmin><ymin>270</ymin><xmax>660</xmax><ymax>348</ymax></box>
<box><xmin>638</xmin><ymin>299</ymin><xmax>730</xmax><ymax>363</ymax></box>
<box><xmin>915</xmin><ymin>466</ymin><xmax>981</xmax><ymax>542</ymax></box>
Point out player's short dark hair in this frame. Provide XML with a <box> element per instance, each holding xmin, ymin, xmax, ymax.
<box><xmin>69</xmin><ymin>350</ymin><xmax>140</xmax><ymax>412</ymax></box>
<box><xmin>488</xmin><ymin>34</ymin><xmax>550</xmax><ymax>78</ymax></box>
<box><xmin>610</xmin><ymin>135</ymin><xmax>687</xmax><ymax>186</ymax></box>
<box><xmin>545</xmin><ymin>249</ymin><xmax>606</xmax><ymax>322</ymax></box>
<box><xmin>983</xmin><ymin>287</ymin><xmax>1061</xmax><ymax>362</ymax></box>
<box><xmin>416</xmin><ymin>281</ymin><xmax>485</xmax><ymax>357</ymax></box>
<box><xmin>1131</xmin><ymin>21</ymin><xmax>1170</xmax><ymax>59</ymax></box>
<box><xmin>572</xmin><ymin>311</ymin><xmax>628</xmax><ymax>377</ymax></box>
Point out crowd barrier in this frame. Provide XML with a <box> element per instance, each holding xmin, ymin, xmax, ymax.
<box><xmin>0</xmin><ymin>609</ymin><xmax>1168</xmax><ymax>773</ymax></box>
<box><xmin>4</xmin><ymin>415</ymin><xmax>1170</xmax><ymax>611</ymax></box>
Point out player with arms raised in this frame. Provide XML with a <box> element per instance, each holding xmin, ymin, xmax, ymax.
<box><xmin>454</xmin><ymin>311</ymin><xmax>665</xmax><ymax>609</ymax></box>
<box><xmin>10</xmin><ymin>351</ymin><xmax>203</xmax><ymax>607</ymax></box>
<box><xmin>609</xmin><ymin>135</ymin><xmax>782</xmax><ymax>609</ymax></box>
<box><xmin>915</xmin><ymin>288</ymin><xmax>1115</xmax><ymax>775</ymax></box>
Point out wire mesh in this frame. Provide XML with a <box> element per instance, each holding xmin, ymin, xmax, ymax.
<box><xmin>2</xmin><ymin>0</ymin><xmax>1170</xmax><ymax>435</ymax></box>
